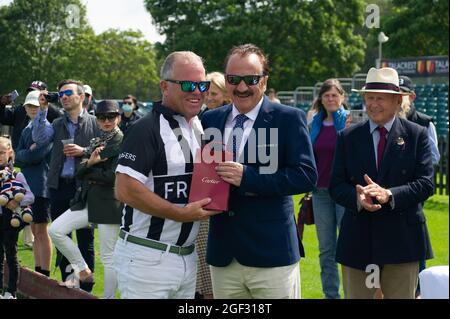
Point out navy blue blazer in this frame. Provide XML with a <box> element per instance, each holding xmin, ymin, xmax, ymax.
<box><xmin>202</xmin><ymin>96</ymin><xmax>317</xmax><ymax>267</ymax></box>
<box><xmin>330</xmin><ymin>117</ymin><xmax>434</xmax><ymax>270</ymax></box>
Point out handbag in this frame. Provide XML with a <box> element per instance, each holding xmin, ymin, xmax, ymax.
<box><xmin>297</xmin><ymin>193</ymin><xmax>314</xmax><ymax>240</ymax></box>
<box><xmin>299</xmin><ymin>193</ymin><xmax>314</xmax><ymax>225</ymax></box>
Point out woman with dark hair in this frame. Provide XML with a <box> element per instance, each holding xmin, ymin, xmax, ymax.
<box><xmin>119</xmin><ymin>95</ymin><xmax>141</xmax><ymax>133</ymax></box>
<box><xmin>309</xmin><ymin>79</ymin><xmax>350</xmax><ymax>299</ymax></box>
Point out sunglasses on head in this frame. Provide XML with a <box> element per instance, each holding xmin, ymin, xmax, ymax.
<box><xmin>166</xmin><ymin>79</ymin><xmax>211</xmax><ymax>93</ymax></box>
<box><xmin>58</xmin><ymin>89</ymin><xmax>75</xmax><ymax>98</ymax></box>
<box><xmin>226</xmin><ymin>74</ymin><xmax>266</xmax><ymax>86</ymax></box>
<box><xmin>96</xmin><ymin>113</ymin><xmax>119</xmax><ymax>121</ymax></box>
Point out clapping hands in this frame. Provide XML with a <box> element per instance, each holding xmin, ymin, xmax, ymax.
<box><xmin>356</xmin><ymin>174</ymin><xmax>391</xmax><ymax>212</ymax></box>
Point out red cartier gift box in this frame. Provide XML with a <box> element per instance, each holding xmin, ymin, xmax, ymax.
<box><xmin>188</xmin><ymin>143</ymin><xmax>232</xmax><ymax>211</ymax></box>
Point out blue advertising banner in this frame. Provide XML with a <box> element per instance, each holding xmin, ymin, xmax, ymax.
<box><xmin>381</xmin><ymin>56</ymin><xmax>449</xmax><ymax>77</ymax></box>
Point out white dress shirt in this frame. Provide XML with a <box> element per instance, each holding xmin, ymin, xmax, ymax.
<box><xmin>223</xmin><ymin>97</ymin><xmax>263</xmax><ymax>160</ymax></box>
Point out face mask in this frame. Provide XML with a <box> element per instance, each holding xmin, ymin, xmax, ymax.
<box><xmin>122</xmin><ymin>104</ymin><xmax>133</xmax><ymax>113</ymax></box>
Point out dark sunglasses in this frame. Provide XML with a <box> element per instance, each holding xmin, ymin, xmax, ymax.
<box><xmin>58</xmin><ymin>89</ymin><xmax>75</xmax><ymax>98</ymax></box>
<box><xmin>166</xmin><ymin>79</ymin><xmax>210</xmax><ymax>93</ymax></box>
<box><xmin>226</xmin><ymin>74</ymin><xmax>266</xmax><ymax>86</ymax></box>
<box><xmin>123</xmin><ymin>102</ymin><xmax>133</xmax><ymax>105</ymax></box>
<box><xmin>96</xmin><ymin>113</ymin><xmax>119</xmax><ymax>121</ymax></box>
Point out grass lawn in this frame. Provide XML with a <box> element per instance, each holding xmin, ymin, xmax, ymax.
<box><xmin>16</xmin><ymin>226</ymin><xmax>106</xmax><ymax>298</ymax></box>
<box><xmin>295</xmin><ymin>193</ymin><xmax>449</xmax><ymax>299</ymax></box>
<box><xmin>15</xmin><ymin>194</ymin><xmax>449</xmax><ymax>299</ymax></box>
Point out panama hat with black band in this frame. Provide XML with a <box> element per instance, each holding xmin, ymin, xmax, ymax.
<box><xmin>352</xmin><ymin>67</ymin><xmax>410</xmax><ymax>95</ymax></box>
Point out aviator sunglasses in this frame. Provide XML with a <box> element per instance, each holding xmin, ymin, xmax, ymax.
<box><xmin>166</xmin><ymin>80</ymin><xmax>211</xmax><ymax>93</ymax></box>
<box><xmin>226</xmin><ymin>74</ymin><xmax>266</xmax><ymax>86</ymax></box>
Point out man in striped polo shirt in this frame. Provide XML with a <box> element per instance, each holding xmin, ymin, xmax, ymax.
<box><xmin>113</xmin><ymin>51</ymin><xmax>219</xmax><ymax>299</ymax></box>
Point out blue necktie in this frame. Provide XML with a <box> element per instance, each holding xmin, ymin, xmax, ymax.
<box><xmin>231</xmin><ymin>114</ymin><xmax>249</xmax><ymax>161</ymax></box>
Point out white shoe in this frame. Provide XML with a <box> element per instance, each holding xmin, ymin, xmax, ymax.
<box><xmin>2</xmin><ymin>292</ymin><xmax>16</xmax><ymax>299</ymax></box>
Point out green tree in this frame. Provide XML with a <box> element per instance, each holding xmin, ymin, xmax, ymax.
<box><xmin>0</xmin><ymin>0</ymin><xmax>160</xmax><ymax>102</ymax></box>
<box><xmin>362</xmin><ymin>0</ymin><xmax>449</xmax><ymax>71</ymax></box>
<box><xmin>383</xmin><ymin>0</ymin><xmax>449</xmax><ymax>58</ymax></box>
<box><xmin>145</xmin><ymin>0</ymin><xmax>366</xmax><ymax>90</ymax></box>
<box><xmin>46</xmin><ymin>29</ymin><xmax>160</xmax><ymax>100</ymax></box>
<box><xmin>89</xmin><ymin>30</ymin><xmax>160</xmax><ymax>100</ymax></box>
<box><xmin>0</xmin><ymin>0</ymin><xmax>90</xmax><ymax>94</ymax></box>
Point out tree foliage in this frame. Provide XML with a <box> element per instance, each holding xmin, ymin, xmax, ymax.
<box><xmin>145</xmin><ymin>0</ymin><xmax>366</xmax><ymax>90</ymax></box>
<box><xmin>0</xmin><ymin>0</ymin><xmax>160</xmax><ymax>101</ymax></box>
<box><xmin>362</xmin><ymin>0</ymin><xmax>449</xmax><ymax>70</ymax></box>
<box><xmin>56</xmin><ymin>29</ymin><xmax>160</xmax><ymax>100</ymax></box>
<box><xmin>0</xmin><ymin>0</ymin><xmax>89</xmax><ymax>93</ymax></box>
<box><xmin>382</xmin><ymin>0</ymin><xmax>449</xmax><ymax>58</ymax></box>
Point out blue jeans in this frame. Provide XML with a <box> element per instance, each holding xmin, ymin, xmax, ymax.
<box><xmin>312</xmin><ymin>188</ymin><xmax>345</xmax><ymax>299</ymax></box>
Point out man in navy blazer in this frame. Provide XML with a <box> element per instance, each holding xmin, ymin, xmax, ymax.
<box><xmin>330</xmin><ymin>67</ymin><xmax>434</xmax><ymax>299</ymax></box>
<box><xmin>202</xmin><ymin>44</ymin><xmax>317</xmax><ymax>299</ymax></box>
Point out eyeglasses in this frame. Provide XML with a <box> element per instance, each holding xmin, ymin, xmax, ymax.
<box><xmin>58</xmin><ymin>89</ymin><xmax>75</xmax><ymax>98</ymax></box>
<box><xmin>226</xmin><ymin>74</ymin><xmax>266</xmax><ymax>86</ymax></box>
<box><xmin>166</xmin><ymin>80</ymin><xmax>210</xmax><ymax>93</ymax></box>
<box><xmin>96</xmin><ymin>114</ymin><xmax>119</xmax><ymax>122</ymax></box>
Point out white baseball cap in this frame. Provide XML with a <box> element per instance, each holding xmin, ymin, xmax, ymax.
<box><xmin>24</xmin><ymin>90</ymin><xmax>40</xmax><ymax>107</ymax></box>
<box><xmin>83</xmin><ymin>85</ymin><xmax>93</xmax><ymax>96</ymax></box>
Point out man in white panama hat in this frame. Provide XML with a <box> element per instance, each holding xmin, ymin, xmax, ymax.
<box><xmin>329</xmin><ymin>67</ymin><xmax>434</xmax><ymax>299</ymax></box>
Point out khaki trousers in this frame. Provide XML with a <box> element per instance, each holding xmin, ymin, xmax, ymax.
<box><xmin>211</xmin><ymin>259</ymin><xmax>300</xmax><ymax>299</ymax></box>
<box><xmin>342</xmin><ymin>262</ymin><xmax>419</xmax><ymax>299</ymax></box>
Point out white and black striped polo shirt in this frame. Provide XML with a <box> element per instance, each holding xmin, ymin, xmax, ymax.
<box><xmin>115</xmin><ymin>102</ymin><xmax>203</xmax><ymax>247</ymax></box>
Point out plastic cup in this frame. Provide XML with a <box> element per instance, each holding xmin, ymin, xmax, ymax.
<box><xmin>62</xmin><ymin>138</ymin><xmax>75</xmax><ymax>159</ymax></box>
<box><xmin>61</xmin><ymin>138</ymin><xmax>74</xmax><ymax>146</ymax></box>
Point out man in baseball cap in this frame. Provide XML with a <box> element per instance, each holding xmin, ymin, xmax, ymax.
<box><xmin>83</xmin><ymin>85</ymin><xmax>92</xmax><ymax>96</ymax></box>
<box><xmin>27</xmin><ymin>80</ymin><xmax>48</xmax><ymax>92</ymax></box>
<box><xmin>399</xmin><ymin>75</ymin><xmax>415</xmax><ymax>93</ymax></box>
<box><xmin>398</xmin><ymin>74</ymin><xmax>440</xmax><ymax>297</ymax></box>
<box><xmin>83</xmin><ymin>84</ymin><xmax>95</xmax><ymax>114</ymax></box>
<box><xmin>398</xmin><ymin>75</ymin><xmax>439</xmax><ymax>164</ymax></box>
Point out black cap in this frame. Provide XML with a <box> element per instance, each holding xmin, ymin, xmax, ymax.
<box><xmin>95</xmin><ymin>100</ymin><xmax>120</xmax><ymax>115</ymax></box>
<box><xmin>27</xmin><ymin>81</ymin><xmax>48</xmax><ymax>92</ymax></box>
<box><xmin>399</xmin><ymin>76</ymin><xmax>415</xmax><ymax>93</ymax></box>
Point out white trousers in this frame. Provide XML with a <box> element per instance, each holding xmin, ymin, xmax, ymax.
<box><xmin>48</xmin><ymin>207</ymin><xmax>120</xmax><ymax>299</ymax></box>
<box><xmin>113</xmin><ymin>238</ymin><xmax>197</xmax><ymax>299</ymax></box>
<box><xmin>210</xmin><ymin>259</ymin><xmax>301</xmax><ymax>299</ymax></box>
